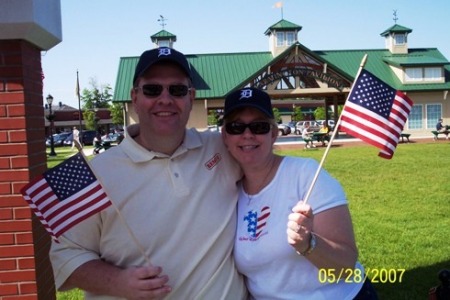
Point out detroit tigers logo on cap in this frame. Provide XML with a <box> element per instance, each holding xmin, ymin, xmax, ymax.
<box><xmin>158</xmin><ymin>48</ymin><xmax>172</xmax><ymax>57</ymax></box>
<box><xmin>239</xmin><ymin>89</ymin><xmax>253</xmax><ymax>100</ymax></box>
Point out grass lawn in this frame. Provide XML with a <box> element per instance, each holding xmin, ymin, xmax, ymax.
<box><xmin>51</xmin><ymin>141</ymin><xmax>450</xmax><ymax>299</ymax></box>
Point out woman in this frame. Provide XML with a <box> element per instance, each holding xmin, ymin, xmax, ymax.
<box><xmin>222</xmin><ymin>87</ymin><xmax>377</xmax><ymax>299</ymax></box>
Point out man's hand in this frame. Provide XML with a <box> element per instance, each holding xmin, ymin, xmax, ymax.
<box><xmin>62</xmin><ymin>261</ymin><xmax>172</xmax><ymax>300</ymax></box>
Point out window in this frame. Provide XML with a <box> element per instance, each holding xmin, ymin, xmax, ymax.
<box><xmin>394</xmin><ymin>34</ymin><xmax>406</xmax><ymax>45</ymax></box>
<box><xmin>405</xmin><ymin>67</ymin><xmax>442</xmax><ymax>82</ymax></box>
<box><xmin>276</xmin><ymin>32</ymin><xmax>284</xmax><ymax>47</ymax></box>
<box><xmin>408</xmin><ymin>105</ymin><xmax>422</xmax><ymax>129</ymax></box>
<box><xmin>424</xmin><ymin>67</ymin><xmax>441</xmax><ymax>81</ymax></box>
<box><xmin>405</xmin><ymin>68</ymin><xmax>422</xmax><ymax>82</ymax></box>
<box><xmin>426</xmin><ymin>104</ymin><xmax>442</xmax><ymax>129</ymax></box>
<box><xmin>286</xmin><ymin>32</ymin><xmax>295</xmax><ymax>46</ymax></box>
<box><xmin>158</xmin><ymin>40</ymin><xmax>169</xmax><ymax>48</ymax></box>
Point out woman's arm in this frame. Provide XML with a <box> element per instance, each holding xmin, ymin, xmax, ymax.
<box><xmin>287</xmin><ymin>203</ymin><xmax>358</xmax><ymax>271</ymax></box>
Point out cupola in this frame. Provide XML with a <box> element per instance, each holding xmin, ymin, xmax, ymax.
<box><xmin>151</xmin><ymin>30</ymin><xmax>177</xmax><ymax>48</ymax></box>
<box><xmin>265</xmin><ymin>19</ymin><xmax>302</xmax><ymax>57</ymax></box>
<box><xmin>380</xmin><ymin>24</ymin><xmax>412</xmax><ymax>54</ymax></box>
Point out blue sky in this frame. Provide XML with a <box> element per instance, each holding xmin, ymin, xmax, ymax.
<box><xmin>42</xmin><ymin>0</ymin><xmax>450</xmax><ymax>108</ymax></box>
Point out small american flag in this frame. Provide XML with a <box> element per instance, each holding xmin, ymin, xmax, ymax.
<box><xmin>21</xmin><ymin>153</ymin><xmax>111</xmax><ymax>240</ymax></box>
<box><xmin>339</xmin><ymin>69</ymin><xmax>413</xmax><ymax>159</ymax></box>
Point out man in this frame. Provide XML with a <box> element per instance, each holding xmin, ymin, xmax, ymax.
<box><xmin>71</xmin><ymin>126</ymin><xmax>80</xmax><ymax>150</ymax></box>
<box><xmin>50</xmin><ymin>47</ymin><xmax>247</xmax><ymax>299</ymax></box>
<box><xmin>436</xmin><ymin>118</ymin><xmax>449</xmax><ymax>139</ymax></box>
<box><xmin>436</xmin><ymin>119</ymin><xmax>445</xmax><ymax>132</ymax></box>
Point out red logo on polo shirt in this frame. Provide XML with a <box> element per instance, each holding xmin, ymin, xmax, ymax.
<box><xmin>205</xmin><ymin>153</ymin><xmax>221</xmax><ymax>170</ymax></box>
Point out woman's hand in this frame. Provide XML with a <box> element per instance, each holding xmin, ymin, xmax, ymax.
<box><xmin>287</xmin><ymin>201</ymin><xmax>314</xmax><ymax>254</ymax></box>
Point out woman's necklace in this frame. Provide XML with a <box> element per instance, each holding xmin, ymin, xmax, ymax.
<box><xmin>243</xmin><ymin>156</ymin><xmax>278</xmax><ymax>205</ymax></box>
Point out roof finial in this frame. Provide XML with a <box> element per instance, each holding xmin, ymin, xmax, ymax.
<box><xmin>158</xmin><ymin>15</ymin><xmax>167</xmax><ymax>30</ymax></box>
<box><xmin>393</xmin><ymin>10</ymin><xmax>398</xmax><ymax>24</ymax></box>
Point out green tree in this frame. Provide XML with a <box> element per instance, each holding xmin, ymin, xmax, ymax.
<box><xmin>292</xmin><ymin>106</ymin><xmax>304</xmax><ymax>122</ymax></box>
<box><xmin>207</xmin><ymin>110</ymin><xmax>220</xmax><ymax>126</ymax></box>
<box><xmin>273</xmin><ymin>107</ymin><xmax>281</xmax><ymax>123</ymax></box>
<box><xmin>314</xmin><ymin>107</ymin><xmax>326</xmax><ymax>120</ymax></box>
<box><xmin>81</xmin><ymin>78</ymin><xmax>114</xmax><ymax>130</ymax></box>
<box><xmin>110</xmin><ymin>103</ymin><xmax>124</xmax><ymax>126</ymax></box>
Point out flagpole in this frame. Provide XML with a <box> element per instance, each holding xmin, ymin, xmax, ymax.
<box><xmin>75</xmin><ymin>141</ymin><xmax>151</xmax><ymax>263</ymax></box>
<box><xmin>303</xmin><ymin>54</ymin><xmax>368</xmax><ymax>204</ymax></box>
<box><xmin>76</xmin><ymin>70</ymin><xmax>83</xmax><ymax>144</ymax></box>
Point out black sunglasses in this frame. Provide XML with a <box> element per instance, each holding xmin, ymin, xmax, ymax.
<box><xmin>136</xmin><ymin>84</ymin><xmax>191</xmax><ymax>98</ymax></box>
<box><xmin>225</xmin><ymin>122</ymin><xmax>272</xmax><ymax>135</ymax></box>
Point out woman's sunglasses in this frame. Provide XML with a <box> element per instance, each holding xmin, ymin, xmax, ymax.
<box><xmin>135</xmin><ymin>84</ymin><xmax>191</xmax><ymax>98</ymax></box>
<box><xmin>225</xmin><ymin>122</ymin><xmax>272</xmax><ymax>135</ymax></box>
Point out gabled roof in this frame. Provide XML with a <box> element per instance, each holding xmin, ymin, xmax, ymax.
<box><xmin>264</xmin><ymin>19</ymin><xmax>302</xmax><ymax>35</ymax></box>
<box><xmin>113</xmin><ymin>46</ymin><xmax>450</xmax><ymax>102</ymax></box>
<box><xmin>113</xmin><ymin>51</ymin><xmax>273</xmax><ymax>101</ymax></box>
<box><xmin>380</xmin><ymin>24</ymin><xmax>413</xmax><ymax>36</ymax></box>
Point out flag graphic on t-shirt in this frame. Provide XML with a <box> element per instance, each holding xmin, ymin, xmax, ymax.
<box><xmin>244</xmin><ymin>206</ymin><xmax>271</xmax><ymax>238</ymax></box>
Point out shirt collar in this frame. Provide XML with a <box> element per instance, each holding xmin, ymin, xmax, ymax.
<box><xmin>120</xmin><ymin>124</ymin><xmax>203</xmax><ymax>163</ymax></box>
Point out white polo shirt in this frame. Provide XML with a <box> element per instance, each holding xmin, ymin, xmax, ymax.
<box><xmin>50</xmin><ymin>125</ymin><xmax>246</xmax><ymax>300</ymax></box>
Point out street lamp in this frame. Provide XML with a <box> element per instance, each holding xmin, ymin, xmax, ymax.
<box><xmin>94</xmin><ymin>102</ymin><xmax>99</xmax><ymax>134</ymax></box>
<box><xmin>46</xmin><ymin>94</ymin><xmax>57</xmax><ymax>157</ymax></box>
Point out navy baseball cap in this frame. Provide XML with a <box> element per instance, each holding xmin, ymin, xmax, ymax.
<box><xmin>224</xmin><ymin>87</ymin><xmax>274</xmax><ymax>118</ymax></box>
<box><xmin>133</xmin><ymin>47</ymin><xmax>192</xmax><ymax>84</ymax></box>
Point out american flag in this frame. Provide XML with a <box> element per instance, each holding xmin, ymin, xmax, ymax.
<box><xmin>21</xmin><ymin>153</ymin><xmax>111</xmax><ymax>240</ymax></box>
<box><xmin>244</xmin><ymin>206</ymin><xmax>271</xmax><ymax>238</ymax></box>
<box><xmin>339</xmin><ymin>69</ymin><xmax>413</xmax><ymax>159</ymax></box>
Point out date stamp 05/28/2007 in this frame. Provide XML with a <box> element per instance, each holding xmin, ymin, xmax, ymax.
<box><xmin>318</xmin><ymin>268</ymin><xmax>406</xmax><ymax>284</ymax></box>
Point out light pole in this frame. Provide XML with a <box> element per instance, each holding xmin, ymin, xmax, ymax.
<box><xmin>94</xmin><ymin>102</ymin><xmax>99</xmax><ymax>134</ymax></box>
<box><xmin>46</xmin><ymin>94</ymin><xmax>57</xmax><ymax>157</ymax></box>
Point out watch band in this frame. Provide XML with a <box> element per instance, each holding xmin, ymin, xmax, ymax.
<box><xmin>297</xmin><ymin>232</ymin><xmax>317</xmax><ymax>256</ymax></box>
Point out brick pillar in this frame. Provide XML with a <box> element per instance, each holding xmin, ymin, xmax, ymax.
<box><xmin>0</xmin><ymin>40</ymin><xmax>56</xmax><ymax>299</ymax></box>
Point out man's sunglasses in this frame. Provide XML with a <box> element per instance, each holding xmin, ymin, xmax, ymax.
<box><xmin>136</xmin><ymin>84</ymin><xmax>191</xmax><ymax>98</ymax></box>
<box><xmin>225</xmin><ymin>122</ymin><xmax>272</xmax><ymax>135</ymax></box>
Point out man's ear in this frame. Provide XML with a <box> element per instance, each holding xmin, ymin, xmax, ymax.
<box><xmin>130</xmin><ymin>87</ymin><xmax>139</xmax><ymax>114</ymax></box>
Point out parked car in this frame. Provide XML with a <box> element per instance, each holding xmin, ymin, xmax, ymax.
<box><xmin>46</xmin><ymin>132</ymin><xmax>71</xmax><ymax>147</ymax></box>
<box><xmin>277</xmin><ymin>124</ymin><xmax>291</xmax><ymax>136</ymax></box>
<box><xmin>102</xmin><ymin>132</ymin><xmax>124</xmax><ymax>144</ymax></box>
<box><xmin>63</xmin><ymin>133</ymin><xmax>73</xmax><ymax>146</ymax></box>
<box><xmin>287</xmin><ymin>121</ymin><xmax>297</xmax><ymax>133</ymax></box>
<box><xmin>80</xmin><ymin>130</ymin><xmax>97</xmax><ymax>145</ymax></box>
<box><xmin>295</xmin><ymin>120</ymin><xmax>321</xmax><ymax>134</ymax></box>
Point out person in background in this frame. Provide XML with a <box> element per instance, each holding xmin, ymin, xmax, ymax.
<box><xmin>436</xmin><ymin>118</ymin><xmax>449</xmax><ymax>139</ymax></box>
<box><xmin>318</xmin><ymin>122</ymin><xmax>330</xmax><ymax>146</ymax></box>
<box><xmin>302</xmin><ymin>123</ymin><xmax>315</xmax><ymax>148</ymax></box>
<box><xmin>71</xmin><ymin>126</ymin><xmax>80</xmax><ymax>150</ymax></box>
<box><xmin>436</xmin><ymin>118</ymin><xmax>445</xmax><ymax>132</ymax></box>
<box><xmin>222</xmin><ymin>87</ymin><xmax>378</xmax><ymax>299</ymax></box>
<box><xmin>50</xmin><ymin>47</ymin><xmax>247</xmax><ymax>299</ymax></box>
<box><xmin>92</xmin><ymin>131</ymin><xmax>103</xmax><ymax>155</ymax></box>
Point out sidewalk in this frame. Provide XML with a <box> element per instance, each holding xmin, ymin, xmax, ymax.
<box><xmin>83</xmin><ymin>147</ymin><xmax>94</xmax><ymax>156</ymax></box>
<box><xmin>274</xmin><ymin>135</ymin><xmax>442</xmax><ymax>151</ymax></box>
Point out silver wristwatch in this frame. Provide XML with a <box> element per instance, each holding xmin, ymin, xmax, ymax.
<box><xmin>298</xmin><ymin>232</ymin><xmax>317</xmax><ymax>256</ymax></box>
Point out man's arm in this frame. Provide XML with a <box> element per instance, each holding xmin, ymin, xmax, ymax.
<box><xmin>61</xmin><ymin>260</ymin><xmax>172</xmax><ymax>300</ymax></box>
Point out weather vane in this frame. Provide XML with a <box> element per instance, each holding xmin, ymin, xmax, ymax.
<box><xmin>393</xmin><ymin>10</ymin><xmax>398</xmax><ymax>24</ymax></box>
<box><xmin>158</xmin><ymin>15</ymin><xmax>167</xmax><ymax>29</ymax></box>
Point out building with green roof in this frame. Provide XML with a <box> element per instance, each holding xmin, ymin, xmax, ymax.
<box><xmin>113</xmin><ymin>19</ymin><xmax>450</xmax><ymax>136</ymax></box>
